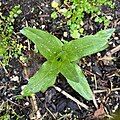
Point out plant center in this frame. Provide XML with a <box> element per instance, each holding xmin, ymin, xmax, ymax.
<box><xmin>57</xmin><ymin>57</ymin><xmax>62</xmax><ymax>62</ymax></box>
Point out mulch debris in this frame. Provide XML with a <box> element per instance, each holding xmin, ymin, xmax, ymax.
<box><xmin>0</xmin><ymin>0</ymin><xmax>120</xmax><ymax>120</ymax></box>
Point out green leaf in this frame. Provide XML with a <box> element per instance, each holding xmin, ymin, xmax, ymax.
<box><xmin>71</xmin><ymin>30</ymin><xmax>80</xmax><ymax>38</ymax></box>
<box><xmin>51</xmin><ymin>11</ymin><xmax>58</xmax><ymax>19</ymax></box>
<box><xmin>0</xmin><ymin>45</ymin><xmax>5</xmax><ymax>56</ymax></box>
<box><xmin>22</xmin><ymin>60</ymin><xmax>60</xmax><ymax>96</ymax></box>
<box><xmin>20</xmin><ymin>27</ymin><xmax>63</xmax><ymax>60</ymax></box>
<box><xmin>21</xmin><ymin>27</ymin><xmax>115</xmax><ymax>101</ymax></box>
<box><xmin>60</xmin><ymin>60</ymin><xmax>82</xmax><ymax>83</ymax></box>
<box><xmin>61</xmin><ymin>63</ymin><xmax>93</xmax><ymax>100</ymax></box>
<box><xmin>63</xmin><ymin>29</ymin><xmax>115</xmax><ymax>61</ymax></box>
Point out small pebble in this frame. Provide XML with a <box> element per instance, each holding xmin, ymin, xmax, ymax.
<box><xmin>21</xmin><ymin>85</ymin><xmax>26</xmax><ymax>90</ymax></box>
<box><xmin>87</xmin><ymin>62</ymin><xmax>91</xmax><ymax>66</ymax></box>
<box><xmin>46</xmin><ymin>4</ymin><xmax>48</xmax><ymax>7</ymax></box>
<box><xmin>41</xmin><ymin>25</ymin><xmax>45</xmax><ymax>29</ymax></box>
<box><xmin>10</xmin><ymin>76</ymin><xmax>19</xmax><ymax>82</ymax></box>
<box><xmin>97</xmin><ymin>53</ymin><xmax>101</xmax><ymax>57</ymax></box>
<box><xmin>106</xmin><ymin>16</ymin><xmax>113</xmax><ymax>20</ymax></box>
<box><xmin>25</xmin><ymin>102</ymin><xmax>29</xmax><ymax>106</ymax></box>
<box><xmin>63</xmin><ymin>32</ymin><xmax>68</xmax><ymax>37</ymax></box>
<box><xmin>115</xmin><ymin>91</ymin><xmax>118</xmax><ymax>94</ymax></box>
<box><xmin>114</xmin><ymin>37</ymin><xmax>119</xmax><ymax>40</ymax></box>
<box><xmin>112</xmin><ymin>103</ymin><xmax>119</xmax><ymax>112</ymax></box>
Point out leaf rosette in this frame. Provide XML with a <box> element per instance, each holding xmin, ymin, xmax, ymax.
<box><xmin>20</xmin><ymin>27</ymin><xmax>115</xmax><ymax>100</ymax></box>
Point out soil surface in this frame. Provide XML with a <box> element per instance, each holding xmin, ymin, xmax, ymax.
<box><xmin>0</xmin><ymin>0</ymin><xmax>120</xmax><ymax>120</ymax></box>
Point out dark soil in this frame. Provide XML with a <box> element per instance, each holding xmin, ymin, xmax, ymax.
<box><xmin>0</xmin><ymin>0</ymin><xmax>120</xmax><ymax>120</ymax></box>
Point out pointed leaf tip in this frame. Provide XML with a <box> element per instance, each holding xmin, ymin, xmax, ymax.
<box><xmin>106</xmin><ymin>28</ymin><xmax>115</xmax><ymax>33</ymax></box>
<box><xmin>60</xmin><ymin>62</ymin><xmax>93</xmax><ymax>100</ymax></box>
<box><xmin>20</xmin><ymin>27</ymin><xmax>63</xmax><ymax>60</ymax></box>
<box><xmin>21</xmin><ymin>61</ymin><xmax>60</xmax><ymax>96</ymax></box>
<box><xmin>63</xmin><ymin>28</ymin><xmax>115</xmax><ymax>61</ymax></box>
<box><xmin>20</xmin><ymin>27</ymin><xmax>27</xmax><ymax>36</ymax></box>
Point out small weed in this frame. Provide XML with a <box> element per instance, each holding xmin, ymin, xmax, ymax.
<box><xmin>20</xmin><ymin>27</ymin><xmax>115</xmax><ymax>100</ymax></box>
<box><xmin>51</xmin><ymin>0</ymin><xmax>114</xmax><ymax>38</ymax></box>
<box><xmin>0</xmin><ymin>101</ymin><xmax>24</xmax><ymax>120</ymax></box>
<box><xmin>0</xmin><ymin>4</ymin><xmax>23</xmax><ymax>65</ymax></box>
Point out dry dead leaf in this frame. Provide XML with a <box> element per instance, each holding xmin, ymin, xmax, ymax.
<box><xmin>93</xmin><ymin>103</ymin><xmax>106</xmax><ymax>119</ymax></box>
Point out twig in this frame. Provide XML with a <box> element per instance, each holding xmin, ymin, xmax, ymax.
<box><xmin>39</xmin><ymin>112</ymin><xmax>47</xmax><ymax>120</ymax></box>
<box><xmin>93</xmin><ymin>87</ymin><xmax>120</xmax><ymax>94</ymax></box>
<box><xmin>30</xmin><ymin>95</ymin><xmax>41</xmax><ymax>119</ymax></box>
<box><xmin>6</xmin><ymin>98</ymin><xmax>24</xmax><ymax>108</ymax></box>
<box><xmin>45</xmin><ymin>103</ymin><xmax>56</xmax><ymax>119</ymax></box>
<box><xmin>104</xmin><ymin>107</ymin><xmax>113</xmax><ymax>119</ymax></box>
<box><xmin>99</xmin><ymin>45</ymin><xmax>120</xmax><ymax>61</ymax></box>
<box><xmin>58</xmin><ymin>113</ymin><xmax>71</xmax><ymax>120</ymax></box>
<box><xmin>92</xmin><ymin>94</ymin><xmax>98</xmax><ymax>109</ymax></box>
<box><xmin>53</xmin><ymin>85</ymin><xmax>89</xmax><ymax>110</ymax></box>
<box><xmin>93</xmin><ymin>74</ymin><xmax>97</xmax><ymax>90</ymax></box>
<box><xmin>0</xmin><ymin>61</ymin><xmax>8</xmax><ymax>74</ymax></box>
<box><xmin>111</xmin><ymin>87</ymin><xmax>120</xmax><ymax>91</ymax></box>
<box><xmin>106</xmin><ymin>45</ymin><xmax>120</xmax><ymax>56</ymax></box>
<box><xmin>99</xmin><ymin>56</ymin><xmax>115</xmax><ymax>61</ymax></box>
<box><xmin>38</xmin><ymin>14</ymin><xmax>49</xmax><ymax>18</ymax></box>
<box><xmin>0</xmin><ymin>101</ymin><xmax>5</xmax><ymax>111</ymax></box>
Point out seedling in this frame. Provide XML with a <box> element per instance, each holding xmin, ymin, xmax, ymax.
<box><xmin>0</xmin><ymin>5</ymin><xmax>22</xmax><ymax>64</ymax></box>
<box><xmin>20</xmin><ymin>27</ymin><xmax>115</xmax><ymax>100</ymax></box>
<box><xmin>53</xmin><ymin>0</ymin><xmax>114</xmax><ymax>38</ymax></box>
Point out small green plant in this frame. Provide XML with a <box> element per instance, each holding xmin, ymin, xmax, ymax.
<box><xmin>20</xmin><ymin>27</ymin><xmax>115</xmax><ymax>100</ymax></box>
<box><xmin>0</xmin><ymin>114</ymin><xmax>10</xmax><ymax>120</ymax></box>
<box><xmin>52</xmin><ymin>0</ymin><xmax>114</xmax><ymax>38</ymax></box>
<box><xmin>0</xmin><ymin>5</ymin><xmax>22</xmax><ymax>64</ymax></box>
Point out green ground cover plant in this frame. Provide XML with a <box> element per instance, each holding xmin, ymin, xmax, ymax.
<box><xmin>51</xmin><ymin>0</ymin><xmax>114</xmax><ymax>38</ymax></box>
<box><xmin>20</xmin><ymin>27</ymin><xmax>115</xmax><ymax>100</ymax></box>
<box><xmin>0</xmin><ymin>5</ymin><xmax>22</xmax><ymax>64</ymax></box>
